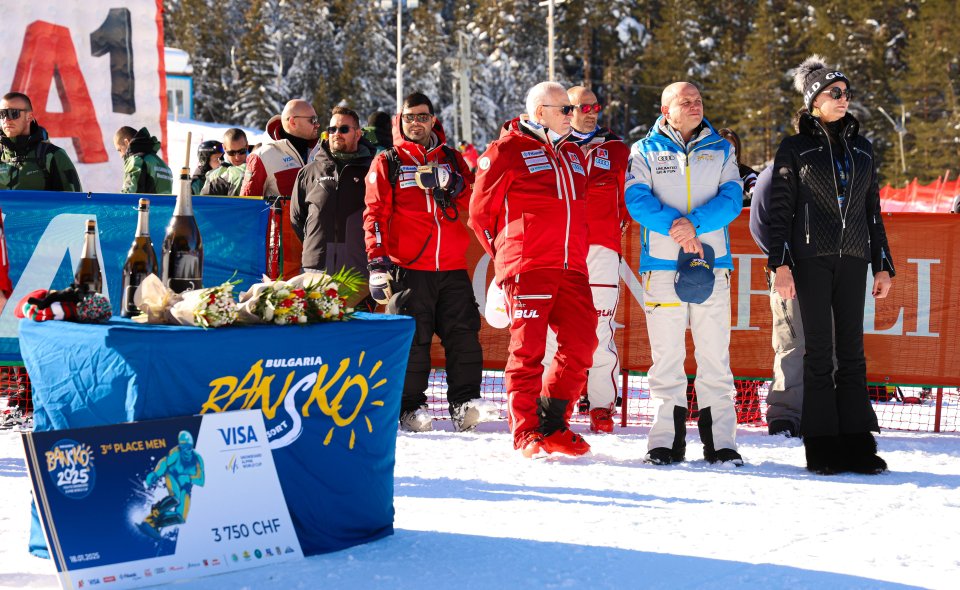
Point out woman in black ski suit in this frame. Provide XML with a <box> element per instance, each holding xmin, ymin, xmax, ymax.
<box><xmin>766</xmin><ymin>56</ymin><xmax>895</xmax><ymax>475</ymax></box>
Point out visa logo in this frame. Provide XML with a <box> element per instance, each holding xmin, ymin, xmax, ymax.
<box><xmin>218</xmin><ymin>425</ymin><xmax>258</xmax><ymax>446</ymax></box>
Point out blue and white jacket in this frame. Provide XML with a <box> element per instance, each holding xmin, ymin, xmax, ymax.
<box><xmin>624</xmin><ymin>117</ymin><xmax>743</xmax><ymax>272</ymax></box>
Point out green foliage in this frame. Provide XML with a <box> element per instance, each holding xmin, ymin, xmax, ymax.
<box><xmin>162</xmin><ymin>0</ymin><xmax>958</xmax><ymax>183</ymax></box>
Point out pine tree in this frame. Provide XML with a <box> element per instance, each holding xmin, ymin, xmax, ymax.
<box><xmin>899</xmin><ymin>0</ymin><xmax>960</xmax><ymax>183</ymax></box>
<box><xmin>231</xmin><ymin>0</ymin><xmax>285</xmax><ymax>129</ymax></box>
<box><xmin>330</xmin><ymin>1</ymin><xmax>396</xmax><ymax>119</ymax></box>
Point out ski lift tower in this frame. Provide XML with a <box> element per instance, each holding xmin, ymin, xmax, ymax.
<box><xmin>379</xmin><ymin>0</ymin><xmax>419</xmax><ymax>113</ymax></box>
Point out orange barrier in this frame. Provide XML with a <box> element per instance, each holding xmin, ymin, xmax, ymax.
<box><xmin>880</xmin><ymin>177</ymin><xmax>960</xmax><ymax>213</ymax></box>
<box><xmin>432</xmin><ymin>212</ymin><xmax>960</xmax><ymax>388</ymax></box>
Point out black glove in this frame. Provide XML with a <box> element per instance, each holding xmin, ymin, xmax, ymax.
<box><xmin>368</xmin><ymin>257</ymin><xmax>395</xmax><ymax>305</ymax></box>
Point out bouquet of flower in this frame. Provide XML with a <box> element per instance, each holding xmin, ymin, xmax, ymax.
<box><xmin>238</xmin><ymin>278</ymin><xmax>308</xmax><ymax>325</ymax></box>
<box><xmin>169</xmin><ymin>280</ymin><xmax>240</xmax><ymax>328</ymax></box>
<box><xmin>238</xmin><ymin>268</ymin><xmax>364</xmax><ymax>325</ymax></box>
<box><xmin>290</xmin><ymin>268</ymin><xmax>364</xmax><ymax>322</ymax></box>
<box><xmin>131</xmin><ymin>274</ymin><xmax>182</xmax><ymax>324</ymax></box>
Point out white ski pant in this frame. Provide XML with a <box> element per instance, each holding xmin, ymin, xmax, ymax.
<box><xmin>642</xmin><ymin>268</ymin><xmax>738</xmax><ymax>452</ymax></box>
<box><xmin>542</xmin><ymin>245</ymin><xmax>622</xmax><ymax>408</ymax></box>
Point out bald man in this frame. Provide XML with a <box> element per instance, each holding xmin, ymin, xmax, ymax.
<box><xmin>540</xmin><ymin>87</ymin><xmax>630</xmax><ymax>434</ymax></box>
<box><xmin>470</xmin><ymin>81</ymin><xmax>595</xmax><ymax>458</ymax></box>
<box><xmin>241</xmin><ymin>99</ymin><xmax>321</xmax><ymax>198</ymax></box>
<box><xmin>624</xmin><ymin>81</ymin><xmax>745</xmax><ymax>466</ymax></box>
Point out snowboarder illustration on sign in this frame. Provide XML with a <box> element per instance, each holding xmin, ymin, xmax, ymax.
<box><xmin>139</xmin><ymin>430</ymin><xmax>205</xmax><ymax>538</ymax></box>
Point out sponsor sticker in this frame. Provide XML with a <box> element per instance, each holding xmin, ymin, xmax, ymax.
<box><xmin>479</xmin><ymin>157</ymin><xmax>491</xmax><ymax>170</ymax></box>
<box><xmin>596</xmin><ymin>148</ymin><xmax>608</xmax><ymax>159</ymax></box>
<box><xmin>527</xmin><ymin>164</ymin><xmax>553</xmax><ymax>173</ymax></box>
<box><xmin>521</xmin><ymin>149</ymin><xmax>544</xmax><ymax>158</ymax></box>
<box><xmin>594</xmin><ymin>157</ymin><xmax>611</xmax><ymax>170</ymax></box>
<box><xmin>523</xmin><ymin>156</ymin><xmax>549</xmax><ymax>166</ymax></box>
<box><xmin>571</xmin><ymin>163</ymin><xmax>585</xmax><ymax>175</ymax></box>
<box><xmin>399</xmin><ymin>180</ymin><xmax>418</xmax><ymax>189</ymax></box>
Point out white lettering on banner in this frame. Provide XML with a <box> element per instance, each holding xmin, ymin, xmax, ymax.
<box><xmin>0</xmin><ymin>214</ymin><xmax>112</xmax><ymax>341</ymax></box>
<box><xmin>906</xmin><ymin>259</ymin><xmax>940</xmax><ymax>337</ymax></box>
<box><xmin>468</xmin><ymin>254</ymin><xmax>943</xmax><ymax>340</ymax></box>
<box><xmin>864</xmin><ymin>258</ymin><xmax>939</xmax><ymax>337</ymax></box>
<box><xmin>732</xmin><ymin>254</ymin><xmax>767</xmax><ymax>331</ymax></box>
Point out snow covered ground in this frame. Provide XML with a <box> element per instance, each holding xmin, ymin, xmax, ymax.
<box><xmin>1</xmin><ymin>420</ymin><xmax>959</xmax><ymax>590</ymax></box>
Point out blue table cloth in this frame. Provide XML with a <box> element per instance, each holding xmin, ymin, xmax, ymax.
<box><xmin>19</xmin><ymin>312</ymin><xmax>414</xmax><ymax>556</ymax></box>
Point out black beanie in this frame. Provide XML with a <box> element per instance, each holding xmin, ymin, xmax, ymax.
<box><xmin>793</xmin><ymin>55</ymin><xmax>850</xmax><ymax>111</ymax></box>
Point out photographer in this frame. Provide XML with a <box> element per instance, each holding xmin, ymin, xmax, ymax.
<box><xmin>363</xmin><ymin>92</ymin><xmax>496</xmax><ymax>433</ymax></box>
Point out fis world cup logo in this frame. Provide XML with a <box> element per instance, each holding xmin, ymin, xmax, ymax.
<box><xmin>201</xmin><ymin>353</ymin><xmax>389</xmax><ymax>451</ymax></box>
<box><xmin>45</xmin><ymin>439</ymin><xmax>95</xmax><ymax>499</ymax></box>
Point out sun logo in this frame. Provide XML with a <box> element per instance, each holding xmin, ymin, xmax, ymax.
<box><xmin>315</xmin><ymin>351</ymin><xmax>388</xmax><ymax>450</ymax></box>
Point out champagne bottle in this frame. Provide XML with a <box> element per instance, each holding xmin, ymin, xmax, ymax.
<box><xmin>121</xmin><ymin>198</ymin><xmax>159</xmax><ymax>317</ymax></box>
<box><xmin>74</xmin><ymin>219</ymin><xmax>103</xmax><ymax>293</ymax></box>
<box><xmin>161</xmin><ymin>165</ymin><xmax>203</xmax><ymax>293</ymax></box>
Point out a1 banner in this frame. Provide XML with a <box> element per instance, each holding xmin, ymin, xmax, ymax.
<box><xmin>1</xmin><ymin>0</ymin><xmax>167</xmax><ymax>192</ymax></box>
<box><xmin>22</xmin><ymin>410</ymin><xmax>303</xmax><ymax>590</ymax></box>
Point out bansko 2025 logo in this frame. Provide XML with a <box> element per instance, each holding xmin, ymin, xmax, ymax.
<box><xmin>200</xmin><ymin>352</ymin><xmax>389</xmax><ymax>451</ymax></box>
<box><xmin>45</xmin><ymin>439</ymin><xmax>96</xmax><ymax>499</ymax></box>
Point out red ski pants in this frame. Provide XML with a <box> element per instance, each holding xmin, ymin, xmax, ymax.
<box><xmin>502</xmin><ymin>268</ymin><xmax>598</xmax><ymax>446</ymax></box>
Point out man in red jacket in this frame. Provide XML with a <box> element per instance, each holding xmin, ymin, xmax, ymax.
<box><xmin>541</xmin><ymin>86</ymin><xmax>630</xmax><ymax>434</ymax></box>
<box><xmin>363</xmin><ymin>92</ymin><xmax>496</xmax><ymax>434</ymax></box>
<box><xmin>241</xmin><ymin>99</ymin><xmax>320</xmax><ymax>198</ymax></box>
<box><xmin>469</xmin><ymin>82</ymin><xmax>597</xmax><ymax>458</ymax></box>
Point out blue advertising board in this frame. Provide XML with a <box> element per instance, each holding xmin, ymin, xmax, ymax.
<box><xmin>0</xmin><ymin>190</ymin><xmax>270</xmax><ymax>360</ymax></box>
<box><xmin>23</xmin><ymin>410</ymin><xmax>303</xmax><ymax>589</ymax></box>
<box><xmin>21</xmin><ymin>312</ymin><xmax>414</xmax><ymax>556</ymax></box>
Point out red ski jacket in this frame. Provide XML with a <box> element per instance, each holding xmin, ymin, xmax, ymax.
<box><xmin>469</xmin><ymin>118</ymin><xmax>589</xmax><ymax>284</ymax></box>
<box><xmin>363</xmin><ymin>116</ymin><xmax>475</xmax><ymax>271</ymax></box>
<box><xmin>564</xmin><ymin>128</ymin><xmax>630</xmax><ymax>253</ymax></box>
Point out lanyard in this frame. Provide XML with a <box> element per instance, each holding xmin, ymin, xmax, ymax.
<box><xmin>834</xmin><ymin>150</ymin><xmax>850</xmax><ymax>206</ymax></box>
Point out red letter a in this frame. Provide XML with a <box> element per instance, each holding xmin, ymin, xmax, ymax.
<box><xmin>11</xmin><ymin>22</ymin><xmax>108</xmax><ymax>164</ymax></box>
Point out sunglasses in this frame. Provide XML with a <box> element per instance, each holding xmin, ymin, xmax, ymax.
<box><xmin>575</xmin><ymin>103</ymin><xmax>603</xmax><ymax>114</ymax></box>
<box><xmin>290</xmin><ymin>115</ymin><xmax>322</xmax><ymax>125</ymax></box>
<box><xmin>0</xmin><ymin>108</ymin><xmax>30</xmax><ymax>121</ymax></box>
<box><xmin>225</xmin><ymin>148</ymin><xmax>249</xmax><ymax>156</ymax></box>
<box><xmin>822</xmin><ymin>87</ymin><xmax>853</xmax><ymax>101</ymax></box>
<box><xmin>543</xmin><ymin>104</ymin><xmax>576</xmax><ymax>115</ymax></box>
<box><xmin>401</xmin><ymin>113</ymin><xmax>434</xmax><ymax>124</ymax></box>
<box><xmin>327</xmin><ymin>125</ymin><xmax>357</xmax><ymax>135</ymax></box>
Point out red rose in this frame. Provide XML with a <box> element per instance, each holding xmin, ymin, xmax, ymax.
<box><xmin>293</xmin><ymin>289</ymin><xmax>306</xmax><ymax>298</ymax></box>
<box><xmin>280</xmin><ymin>298</ymin><xmax>294</xmax><ymax>308</ymax></box>
<box><xmin>325</xmin><ymin>288</ymin><xmax>338</xmax><ymax>298</ymax></box>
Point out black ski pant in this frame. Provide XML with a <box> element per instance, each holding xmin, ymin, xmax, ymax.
<box><xmin>395</xmin><ymin>268</ymin><xmax>483</xmax><ymax>415</ymax></box>
<box><xmin>793</xmin><ymin>255</ymin><xmax>879</xmax><ymax>438</ymax></box>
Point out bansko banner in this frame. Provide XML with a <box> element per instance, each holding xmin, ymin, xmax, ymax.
<box><xmin>22</xmin><ymin>410</ymin><xmax>303</xmax><ymax>590</ymax></box>
<box><xmin>1</xmin><ymin>1</ymin><xmax>167</xmax><ymax>193</ymax></box>
<box><xmin>0</xmin><ymin>191</ymin><xmax>269</xmax><ymax>361</ymax></box>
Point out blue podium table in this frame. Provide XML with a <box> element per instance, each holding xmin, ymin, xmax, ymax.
<box><xmin>19</xmin><ymin>313</ymin><xmax>414</xmax><ymax>556</ymax></box>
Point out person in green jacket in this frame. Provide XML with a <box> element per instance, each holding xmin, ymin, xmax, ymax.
<box><xmin>114</xmin><ymin>126</ymin><xmax>173</xmax><ymax>194</ymax></box>
<box><xmin>201</xmin><ymin>128</ymin><xmax>248</xmax><ymax>196</ymax></box>
<box><xmin>0</xmin><ymin>92</ymin><xmax>83</xmax><ymax>192</ymax></box>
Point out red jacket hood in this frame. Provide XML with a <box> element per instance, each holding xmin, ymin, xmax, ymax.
<box><xmin>500</xmin><ymin>116</ymin><xmax>555</xmax><ymax>145</ymax></box>
<box><xmin>392</xmin><ymin>114</ymin><xmax>449</xmax><ymax>152</ymax></box>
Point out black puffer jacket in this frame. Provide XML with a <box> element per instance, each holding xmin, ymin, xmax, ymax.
<box><xmin>767</xmin><ymin>112</ymin><xmax>895</xmax><ymax>276</ymax></box>
<box><xmin>290</xmin><ymin>137</ymin><xmax>376</xmax><ymax>273</ymax></box>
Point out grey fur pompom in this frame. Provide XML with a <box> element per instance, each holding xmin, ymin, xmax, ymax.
<box><xmin>793</xmin><ymin>55</ymin><xmax>829</xmax><ymax>93</ymax></box>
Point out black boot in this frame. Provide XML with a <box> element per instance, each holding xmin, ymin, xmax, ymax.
<box><xmin>804</xmin><ymin>435</ymin><xmax>846</xmax><ymax>475</ymax></box>
<box><xmin>842</xmin><ymin>432</ymin><xmax>888</xmax><ymax>474</ymax></box>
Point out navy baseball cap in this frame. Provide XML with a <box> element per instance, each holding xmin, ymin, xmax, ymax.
<box><xmin>675</xmin><ymin>244</ymin><xmax>716</xmax><ymax>304</ymax></box>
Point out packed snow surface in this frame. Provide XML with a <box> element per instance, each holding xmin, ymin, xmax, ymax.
<box><xmin>1</xmin><ymin>421</ymin><xmax>958</xmax><ymax>589</ymax></box>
